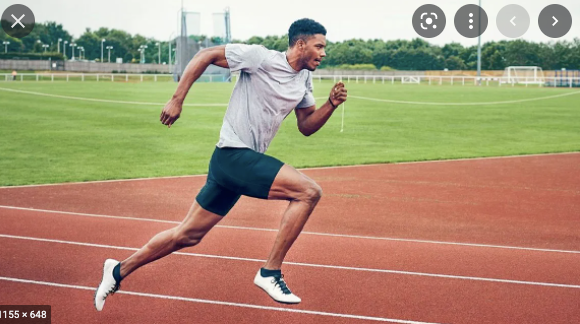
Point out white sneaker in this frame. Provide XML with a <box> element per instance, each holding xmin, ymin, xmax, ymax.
<box><xmin>254</xmin><ymin>269</ymin><xmax>301</xmax><ymax>304</ymax></box>
<box><xmin>94</xmin><ymin>259</ymin><xmax>121</xmax><ymax>311</ymax></box>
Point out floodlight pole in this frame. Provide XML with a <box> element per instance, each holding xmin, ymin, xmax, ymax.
<box><xmin>156</xmin><ymin>42</ymin><xmax>161</xmax><ymax>64</ymax></box>
<box><xmin>70</xmin><ymin>43</ymin><xmax>76</xmax><ymax>60</ymax></box>
<box><xmin>477</xmin><ymin>0</ymin><xmax>482</xmax><ymax>85</ymax></box>
<box><xmin>57</xmin><ymin>38</ymin><xmax>62</xmax><ymax>54</ymax></box>
<box><xmin>139</xmin><ymin>45</ymin><xmax>148</xmax><ymax>64</ymax></box>
<box><xmin>106</xmin><ymin>46</ymin><xmax>113</xmax><ymax>63</ymax></box>
<box><xmin>2</xmin><ymin>41</ymin><xmax>9</xmax><ymax>53</ymax></box>
<box><xmin>224</xmin><ymin>7</ymin><xmax>231</xmax><ymax>43</ymax></box>
<box><xmin>101</xmin><ymin>39</ymin><xmax>106</xmax><ymax>63</ymax></box>
<box><xmin>168</xmin><ymin>32</ymin><xmax>174</xmax><ymax>73</ymax></box>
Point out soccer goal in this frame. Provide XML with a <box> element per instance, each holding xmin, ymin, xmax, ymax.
<box><xmin>500</xmin><ymin>66</ymin><xmax>545</xmax><ymax>85</ymax></box>
<box><xmin>401</xmin><ymin>76</ymin><xmax>421</xmax><ymax>84</ymax></box>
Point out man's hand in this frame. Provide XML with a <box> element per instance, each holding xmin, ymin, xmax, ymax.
<box><xmin>160</xmin><ymin>98</ymin><xmax>183</xmax><ymax>128</ymax></box>
<box><xmin>329</xmin><ymin>81</ymin><xmax>347</xmax><ymax>108</ymax></box>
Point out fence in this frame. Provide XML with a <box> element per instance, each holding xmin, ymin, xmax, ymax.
<box><xmin>0</xmin><ymin>73</ymin><xmax>229</xmax><ymax>83</ymax></box>
<box><xmin>1</xmin><ymin>73</ymin><xmax>579</xmax><ymax>88</ymax></box>
<box><xmin>313</xmin><ymin>75</ymin><xmax>580</xmax><ymax>88</ymax></box>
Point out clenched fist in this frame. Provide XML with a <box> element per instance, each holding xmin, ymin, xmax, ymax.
<box><xmin>160</xmin><ymin>98</ymin><xmax>183</xmax><ymax>128</ymax></box>
<box><xmin>329</xmin><ymin>81</ymin><xmax>347</xmax><ymax>108</ymax></box>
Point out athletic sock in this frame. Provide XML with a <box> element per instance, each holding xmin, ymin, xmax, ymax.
<box><xmin>260</xmin><ymin>268</ymin><xmax>282</xmax><ymax>278</ymax></box>
<box><xmin>112</xmin><ymin>263</ymin><xmax>123</xmax><ymax>283</ymax></box>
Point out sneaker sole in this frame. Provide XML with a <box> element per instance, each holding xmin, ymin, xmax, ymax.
<box><xmin>94</xmin><ymin>260</ymin><xmax>118</xmax><ymax>311</ymax></box>
<box><xmin>93</xmin><ymin>260</ymin><xmax>108</xmax><ymax>311</ymax></box>
<box><xmin>253</xmin><ymin>281</ymin><xmax>301</xmax><ymax>305</ymax></box>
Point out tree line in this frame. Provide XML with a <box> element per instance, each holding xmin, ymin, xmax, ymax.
<box><xmin>1</xmin><ymin>22</ymin><xmax>579</xmax><ymax>70</ymax></box>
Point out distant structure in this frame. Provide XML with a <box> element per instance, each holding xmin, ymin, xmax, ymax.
<box><xmin>173</xmin><ymin>5</ymin><xmax>231</xmax><ymax>82</ymax></box>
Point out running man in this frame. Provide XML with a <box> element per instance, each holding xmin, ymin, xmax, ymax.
<box><xmin>95</xmin><ymin>18</ymin><xmax>347</xmax><ymax>310</ymax></box>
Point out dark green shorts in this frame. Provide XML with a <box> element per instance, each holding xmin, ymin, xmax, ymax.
<box><xmin>195</xmin><ymin>146</ymin><xmax>284</xmax><ymax>216</ymax></box>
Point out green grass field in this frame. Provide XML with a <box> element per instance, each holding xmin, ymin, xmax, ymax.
<box><xmin>1</xmin><ymin>80</ymin><xmax>579</xmax><ymax>186</ymax></box>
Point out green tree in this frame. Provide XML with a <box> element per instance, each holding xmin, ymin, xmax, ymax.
<box><xmin>442</xmin><ymin>42</ymin><xmax>464</xmax><ymax>59</ymax></box>
<box><xmin>372</xmin><ymin>49</ymin><xmax>393</xmax><ymax>70</ymax></box>
<box><xmin>503</xmin><ymin>40</ymin><xmax>543</xmax><ymax>67</ymax></box>
<box><xmin>445</xmin><ymin>56</ymin><xmax>467</xmax><ymax>70</ymax></box>
<box><xmin>480</xmin><ymin>42</ymin><xmax>506</xmax><ymax>70</ymax></box>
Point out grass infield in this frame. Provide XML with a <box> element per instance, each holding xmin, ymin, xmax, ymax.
<box><xmin>0</xmin><ymin>81</ymin><xmax>578</xmax><ymax>186</ymax></box>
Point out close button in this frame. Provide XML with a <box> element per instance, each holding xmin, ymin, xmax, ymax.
<box><xmin>1</xmin><ymin>4</ymin><xmax>36</xmax><ymax>39</ymax></box>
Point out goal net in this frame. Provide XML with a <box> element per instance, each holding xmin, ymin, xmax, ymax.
<box><xmin>501</xmin><ymin>66</ymin><xmax>545</xmax><ymax>85</ymax></box>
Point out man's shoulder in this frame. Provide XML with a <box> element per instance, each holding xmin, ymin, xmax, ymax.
<box><xmin>227</xmin><ymin>43</ymin><xmax>274</xmax><ymax>54</ymax></box>
<box><xmin>227</xmin><ymin>43</ymin><xmax>278</xmax><ymax>61</ymax></box>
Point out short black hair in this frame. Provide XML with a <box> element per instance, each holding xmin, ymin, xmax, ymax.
<box><xmin>288</xmin><ymin>18</ymin><xmax>327</xmax><ymax>47</ymax></box>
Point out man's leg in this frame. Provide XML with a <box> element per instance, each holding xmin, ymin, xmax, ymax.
<box><xmin>253</xmin><ymin>163</ymin><xmax>322</xmax><ymax>304</ymax></box>
<box><xmin>120</xmin><ymin>201</ymin><xmax>224</xmax><ymax>278</ymax></box>
<box><xmin>264</xmin><ymin>164</ymin><xmax>322</xmax><ymax>269</ymax></box>
<box><xmin>94</xmin><ymin>201</ymin><xmax>223</xmax><ymax>311</ymax></box>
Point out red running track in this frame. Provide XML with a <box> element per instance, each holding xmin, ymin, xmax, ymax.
<box><xmin>0</xmin><ymin>153</ymin><xmax>579</xmax><ymax>323</ymax></box>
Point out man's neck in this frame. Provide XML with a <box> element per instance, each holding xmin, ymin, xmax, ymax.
<box><xmin>285</xmin><ymin>48</ymin><xmax>302</xmax><ymax>72</ymax></box>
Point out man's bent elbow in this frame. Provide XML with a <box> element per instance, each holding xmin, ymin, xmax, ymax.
<box><xmin>299</xmin><ymin>127</ymin><xmax>314</xmax><ymax>137</ymax></box>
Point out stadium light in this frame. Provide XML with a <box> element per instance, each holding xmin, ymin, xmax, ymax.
<box><xmin>57</xmin><ymin>38</ymin><xmax>62</xmax><ymax>54</ymax></box>
<box><xmin>70</xmin><ymin>43</ymin><xmax>76</xmax><ymax>60</ymax></box>
<box><xmin>156</xmin><ymin>42</ymin><xmax>161</xmax><ymax>64</ymax></box>
<box><xmin>168</xmin><ymin>32</ymin><xmax>175</xmax><ymax>73</ymax></box>
<box><xmin>64</xmin><ymin>40</ymin><xmax>68</xmax><ymax>58</ymax></box>
<box><xmin>101</xmin><ymin>39</ymin><xmax>106</xmax><ymax>63</ymax></box>
<box><xmin>477</xmin><ymin>0</ymin><xmax>482</xmax><ymax>85</ymax></box>
<box><xmin>42</xmin><ymin>44</ymin><xmax>49</xmax><ymax>53</ymax></box>
<box><xmin>106</xmin><ymin>45</ymin><xmax>113</xmax><ymax>63</ymax></box>
<box><xmin>2</xmin><ymin>41</ymin><xmax>9</xmax><ymax>53</ymax></box>
<box><xmin>139</xmin><ymin>45</ymin><xmax>148</xmax><ymax>64</ymax></box>
<box><xmin>167</xmin><ymin>32</ymin><xmax>175</xmax><ymax>73</ymax></box>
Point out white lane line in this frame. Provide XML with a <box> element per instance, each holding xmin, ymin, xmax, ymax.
<box><xmin>350</xmin><ymin>91</ymin><xmax>580</xmax><ymax>106</ymax></box>
<box><xmin>1</xmin><ymin>152</ymin><xmax>577</xmax><ymax>189</ymax></box>
<box><xmin>1</xmin><ymin>234</ymin><xmax>579</xmax><ymax>289</ymax></box>
<box><xmin>0</xmin><ymin>87</ymin><xmax>228</xmax><ymax>107</ymax></box>
<box><xmin>0</xmin><ymin>174</ymin><xmax>207</xmax><ymax>188</ymax></box>
<box><xmin>0</xmin><ymin>276</ymin><xmax>442</xmax><ymax>324</ymax></box>
<box><xmin>3</xmin><ymin>86</ymin><xmax>578</xmax><ymax>107</ymax></box>
<box><xmin>1</xmin><ymin>205</ymin><xmax>579</xmax><ymax>255</ymax></box>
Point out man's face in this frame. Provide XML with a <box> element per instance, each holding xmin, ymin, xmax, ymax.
<box><xmin>299</xmin><ymin>34</ymin><xmax>326</xmax><ymax>71</ymax></box>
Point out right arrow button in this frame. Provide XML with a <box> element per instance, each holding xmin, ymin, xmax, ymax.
<box><xmin>539</xmin><ymin>5</ymin><xmax>572</xmax><ymax>38</ymax></box>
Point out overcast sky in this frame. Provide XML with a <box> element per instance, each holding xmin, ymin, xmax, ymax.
<box><xmin>7</xmin><ymin>0</ymin><xmax>580</xmax><ymax>46</ymax></box>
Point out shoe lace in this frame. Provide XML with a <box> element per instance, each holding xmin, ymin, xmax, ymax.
<box><xmin>104</xmin><ymin>282</ymin><xmax>120</xmax><ymax>299</ymax></box>
<box><xmin>271</xmin><ymin>274</ymin><xmax>291</xmax><ymax>295</ymax></box>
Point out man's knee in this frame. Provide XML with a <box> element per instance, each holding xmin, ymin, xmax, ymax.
<box><xmin>302</xmin><ymin>181</ymin><xmax>323</xmax><ymax>203</ymax></box>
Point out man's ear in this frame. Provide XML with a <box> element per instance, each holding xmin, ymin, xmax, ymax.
<box><xmin>297</xmin><ymin>39</ymin><xmax>305</xmax><ymax>50</ymax></box>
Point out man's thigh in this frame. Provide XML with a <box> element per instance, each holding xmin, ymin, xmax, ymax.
<box><xmin>210</xmin><ymin>147</ymin><xmax>284</xmax><ymax>199</ymax></box>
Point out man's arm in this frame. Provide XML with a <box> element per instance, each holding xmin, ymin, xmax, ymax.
<box><xmin>172</xmin><ymin>45</ymin><xmax>228</xmax><ymax>102</ymax></box>
<box><xmin>295</xmin><ymin>101</ymin><xmax>337</xmax><ymax>136</ymax></box>
<box><xmin>295</xmin><ymin>82</ymin><xmax>347</xmax><ymax>136</ymax></box>
<box><xmin>160</xmin><ymin>45</ymin><xmax>229</xmax><ymax>127</ymax></box>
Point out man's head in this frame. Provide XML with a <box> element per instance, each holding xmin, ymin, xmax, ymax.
<box><xmin>288</xmin><ymin>18</ymin><xmax>327</xmax><ymax>71</ymax></box>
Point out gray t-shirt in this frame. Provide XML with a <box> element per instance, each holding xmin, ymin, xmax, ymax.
<box><xmin>216</xmin><ymin>44</ymin><xmax>316</xmax><ymax>153</ymax></box>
